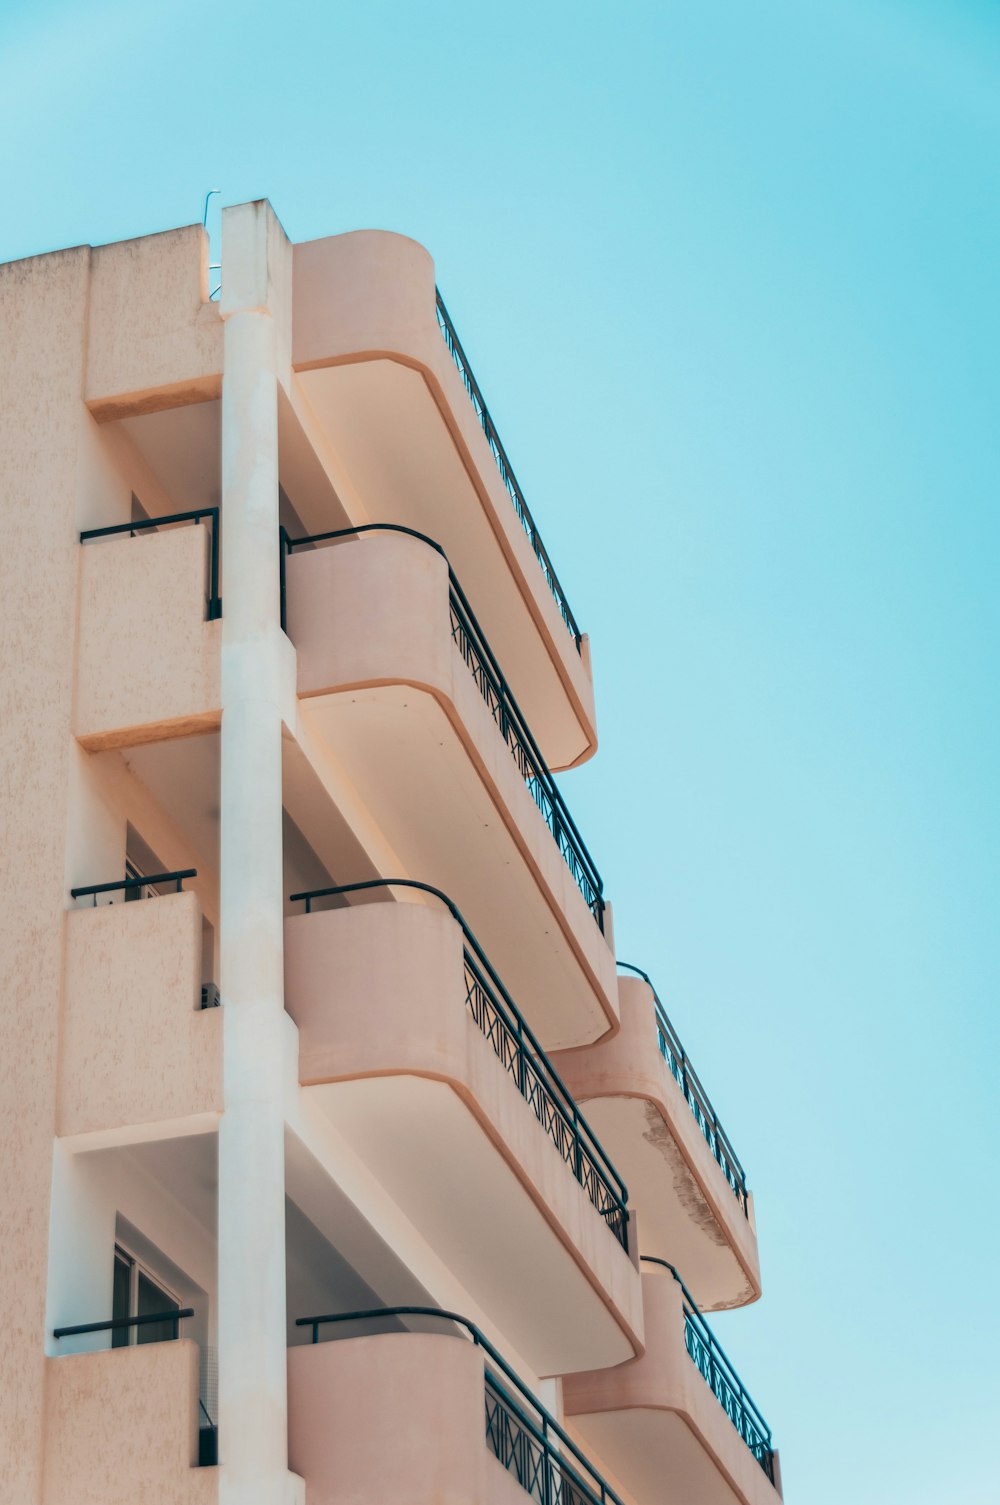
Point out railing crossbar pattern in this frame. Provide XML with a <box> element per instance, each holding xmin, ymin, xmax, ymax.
<box><xmin>618</xmin><ymin>963</ymin><xmax>748</xmax><ymax>1215</ymax></box>
<box><xmin>641</xmin><ymin>1260</ymin><xmax>774</xmax><ymax>1481</ymax></box>
<box><xmin>434</xmin><ymin>290</ymin><xmax>582</xmax><ymax>650</ymax></box>
<box><xmin>80</xmin><ymin>508</ymin><xmax>221</xmax><ymax>620</ymax></box>
<box><xmin>296</xmin><ymin>1308</ymin><xmax>624</xmax><ymax>1505</ymax></box>
<box><xmin>289</xmin><ymin>879</ymin><xmax>627</xmax><ymax>1249</ymax></box>
<box><xmin>281</xmin><ymin>524</ymin><xmax>604</xmax><ymax>929</ymax></box>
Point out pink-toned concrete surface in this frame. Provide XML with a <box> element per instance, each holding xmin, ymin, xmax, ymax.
<box><xmin>42</xmin><ymin>1340</ymin><xmax>217</xmax><ymax>1504</ymax></box>
<box><xmin>86</xmin><ymin>225</ymin><xmax>223</xmax><ymax>419</ymax></box>
<box><xmin>291</xmin><ymin>229</ymin><xmax>597</xmax><ymax>768</ymax></box>
<box><xmin>76</xmin><ymin>524</ymin><xmax>222</xmax><ymax>749</ymax></box>
<box><xmin>61</xmin><ymin>892</ymin><xmax>222</xmax><ymax>1136</ymax></box>
<box><xmin>288</xmin><ymin>1331</ymin><xmax>530</xmax><ymax>1505</ymax></box>
<box><xmin>551</xmin><ymin>976</ymin><xmax>762</xmax><ymax>1311</ymax></box>
<box><xmin>563</xmin><ymin>1273</ymin><xmax>782</xmax><ymax>1505</ymax></box>
<box><xmin>1</xmin><ymin>243</ymin><xmax>96</xmax><ymax>1501</ymax></box>
<box><xmin>285</xmin><ymin>531</ymin><xmax>618</xmax><ymax>1039</ymax></box>
<box><xmin>284</xmin><ymin>901</ymin><xmax>643</xmax><ymax>1369</ymax></box>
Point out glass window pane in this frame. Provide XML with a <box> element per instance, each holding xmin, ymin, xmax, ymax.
<box><xmin>136</xmin><ymin>1269</ymin><xmax>179</xmax><ymax>1344</ymax></box>
<box><xmin>112</xmin><ymin>1252</ymin><xmax>131</xmax><ymax>1348</ymax></box>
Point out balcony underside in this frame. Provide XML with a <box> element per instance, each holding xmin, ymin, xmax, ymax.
<box><xmin>564</xmin><ymin>1272</ymin><xmax>779</xmax><ymax>1505</ymax></box>
<box><xmin>571</xmin><ymin>1408</ymin><xmax>750</xmax><ymax>1505</ymax></box>
<box><xmin>579</xmin><ymin>1095</ymin><xmax>758</xmax><ymax>1311</ymax></box>
<box><xmin>301</xmin><ymin>1069</ymin><xmax>636</xmax><ymax>1377</ymax></box>
<box><xmin>292</xmin><ymin>227</ymin><xmax>597</xmax><ymax>772</ymax></box>
<box><xmin>300</xmin><ymin>682</ymin><xmax>613</xmax><ymax>1050</ymax></box>
<box><xmin>296</xmin><ymin>360</ymin><xmax>594</xmax><ymax>769</ymax></box>
<box><xmin>552</xmin><ymin>982</ymin><xmax>760</xmax><ymax>1311</ymax></box>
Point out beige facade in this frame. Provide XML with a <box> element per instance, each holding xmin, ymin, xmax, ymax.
<box><xmin>0</xmin><ymin>202</ymin><xmax>782</xmax><ymax>1505</ymax></box>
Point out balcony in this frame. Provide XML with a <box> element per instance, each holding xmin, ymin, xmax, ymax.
<box><xmin>564</xmin><ymin>1265</ymin><xmax>781</xmax><ymax>1505</ymax></box>
<box><xmin>292</xmin><ymin>229</ymin><xmax>597</xmax><ymax>771</ymax></box>
<box><xmin>283</xmin><ymin>890</ymin><xmax>642</xmax><ymax>1377</ymax></box>
<box><xmin>551</xmin><ymin>967</ymin><xmax>760</xmax><ymax>1311</ymax></box>
<box><xmin>62</xmin><ymin>875</ymin><xmax>222</xmax><ymax>1140</ymax></box>
<box><xmin>288</xmin><ymin>1308</ymin><xmax>630</xmax><ymax>1505</ymax></box>
<box><xmin>43</xmin><ymin>1338</ymin><xmax>216</xmax><ymax>1504</ymax></box>
<box><xmin>283</xmin><ymin>526</ymin><xmax>617</xmax><ymax>1050</ymax></box>
<box><xmin>76</xmin><ymin>511</ymin><xmax>221</xmax><ymax>749</ymax></box>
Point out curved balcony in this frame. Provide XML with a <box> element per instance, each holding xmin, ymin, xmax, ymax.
<box><xmin>283</xmin><ymin>889</ymin><xmax>642</xmax><ymax>1377</ymax></box>
<box><xmin>283</xmin><ymin>525</ymin><xmax>617</xmax><ymax>1050</ymax></box>
<box><xmin>564</xmin><ymin>1265</ymin><xmax>781</xmax><ymax>1505</ymax></box>
<box><xmin>550</xmin><ymin>968</ymin><xmax>760</xmax><ymax>1311</ymax></box>
<box><xmin>292</xmin><ymin>229</ymin><xmax>596</xmax><ymax>770</ymax></box>
<box><xmin>289</xmin><ymin>1308</ymin><xmax>630</xmax><ymax>1505</ymax></box>
<box><xmin>76</xmin><ymin>511</ymin><xmax>222</xmax><ymax>749</ymax></box>
<box><xmin>63</xmin><ymin>876</ymin><xmax>222</xmax><ymax>1141</ymax></box>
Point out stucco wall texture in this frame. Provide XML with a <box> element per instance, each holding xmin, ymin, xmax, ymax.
<box><xmin>0</xmin><ymin>226</ymin><xmax>220</xmax><ymax>1500</ymax></box>
<box><xmin>42</xmin><ymin>1341</ymin><xmax>217</xmax><ymax>1505</ymax></box>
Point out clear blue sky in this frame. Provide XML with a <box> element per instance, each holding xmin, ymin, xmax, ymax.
<box><xmin>4</xmin><ymin>1</ymin><xmax>998</xmax><ymax>1500</ymax></box>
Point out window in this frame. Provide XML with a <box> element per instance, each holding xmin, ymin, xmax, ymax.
<box><xmin>111</xmin><ymin>1244</ymin><xmax>181</xmax><ymax>1346</ymax></box>
<box><xmin>124</xmin><ymin>825</ymin><xmax>168</xmax><ymax>901</ymax></box>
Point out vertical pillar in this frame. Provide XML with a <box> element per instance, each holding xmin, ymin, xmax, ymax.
<box><xmin>217</xmin><ymin>201</ymin><xmax>300</xmax><ymax>1505</ymax></box>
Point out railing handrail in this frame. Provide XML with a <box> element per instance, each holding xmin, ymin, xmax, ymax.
<box><xmin>71</xmin><ymin>869</ymin><xmax>197</xmax><ymax>901</ymax></box>
<box><xmin>617</xmin><ymin>962</ymin><xmax>748</xmax><ymax>1202</ymax></box>
<box><xmin>53</xmin><ymin>1308</ymin><xmax>194</xmax><ymax>1340</ymax></box>
<box><xmin>80</xmin><ymin>507</ymin><xmax>221</xmax><ymax>620</ymax></box>
<box><xmin>640</xmin><ymin>1258</ymin><xmax>773</xmax><ymax>1451</ymax></box>
<box><xmin>434</xmin><ymin>290</ymin><xmax>583</xmax><ymax>651</ymax></box>
<box><xmin>295</xmin><ymin>1305</ymin><xmax>625</xmax><ymax>1505</ymax></box>
<box><xmin>280</xmin><ymin>523</ymin><xmax>604</xmax><ymax>927</ymax></box>
<box><xmin>288</xmin><ymin>877</ymin><xmax>629</xmax><ymax>1230</ymax></box>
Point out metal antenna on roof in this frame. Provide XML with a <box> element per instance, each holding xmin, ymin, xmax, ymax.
<box><xmin>202</xmin><ymin>189</ymin><xmax>222</xmax><ymax>301</ymax></box>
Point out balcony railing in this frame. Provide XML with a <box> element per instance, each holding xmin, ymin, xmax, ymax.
<box><xmin>71</xmin><ymin>869</ymin><xmax>198</xmax><ymax>906</ymax></box>
<box><xmin>289</xmin><ymin>879</ymin><xmax>628</xmax><ymax>1251</ymax></box>
<box><xmin>296</xmin><ymin>1307</ymin><xmax>626</xmax><ymax>1505</ymax></box>
<box><xmin>641</xmin><ymin>1260</ymin><xmax>774</xmax><ymax>1481</ymax></box>
<box><xmin>280</xmin><ymin>525</ymin><xmax>605</xmax><ymax>930</ymax></box>
<box><xmin>80</xmin><ymin>508</ymin><xmax>221</xmax><ymax>620</ymax></box>
<box><xmin>53</xmin><ymin>1309</ymin><xmax>195</xmax><ymax>1343</ymax></box>
<box><xmin>618</xmin><ymin>963</ymin><xmax>748</xmax><ymax>1216</ymax></box>
<box><xmin>434</xmin><ymin>290</ymin><xmax>582</xmax><ymax>652</ymax></box>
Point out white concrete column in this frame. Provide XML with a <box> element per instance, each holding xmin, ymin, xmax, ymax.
<box><xmin>217</xmin><ymin>201</ymin><xmax>301</xmax><ymax>1505</ymax></box>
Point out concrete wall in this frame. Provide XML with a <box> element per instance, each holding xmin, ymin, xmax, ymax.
<box><xmin>60</xmin><ymin>891</ymin><xmax>222</xmax><ymax>1137</ymax></box>
<box><xmin>0</xmin><ymin>243</ymin><xmax>92</xmax><ymax>1502</ymax></box>
<box><xmin>43</xmin><ymin>1341</ymin><xmax>217</xmax><ymax>1505</ymax></box>
<box><xmin>76</xmin><ymin>525</ymin><xmax>221</xmax><ymax>748</ymax></box>
<box><xmin>288</xmin><ymin>1331</ymin><xmax>529</xmax><ymax>1505</ymax></box>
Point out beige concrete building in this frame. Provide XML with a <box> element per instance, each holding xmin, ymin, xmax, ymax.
<box><xmin>0</xmin><ymin>201</ymin><xmax>783</xmax><ymax>1505</ymax></box>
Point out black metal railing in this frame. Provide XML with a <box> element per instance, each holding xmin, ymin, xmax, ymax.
<box><xmin>80</xmin><ymin>508</ymin><xmax>221</xmax><ymax>620</ymax></box>
<box><xmin>296</xmin><ymin>1307</ymin><xmax>625</xmax><ymax>1505</ymax></box>
<box><xmin>53</xmin><ymin>1308</ymin><xmax>195</xmax><ymax>1342</ymax></box>
<box><xmin>198</xmin><ymin>1399</ymin><xmax>218</xmax><ymax>1466</ymax></box>
<box><xmin>289</xmin><ymin>879</ymin><xmax>628</xmax><ymax>1250</ymax></box>
<box><xmin>641</xmin><ymin>1259</ymin><xmax>774</xmax><ymax>1480</ymax></box>
<box><xmin>618</xmin><ymin>963</ymin><xmax>748</xmax><ymax>1216</ymax></box>
<box><xmin>280</xmin><ymin>524</ymin><xmax>604</xmax><ymax>929</ymax></box>
<box><xmin>434</xmin><ymin>290</ymin><xmax>582</xmax><ymax>651</ymax></box>
<box><xmin>71</xmin><ymin>869</ymin><xmax>197</xmax><ymax>906</ymax></box>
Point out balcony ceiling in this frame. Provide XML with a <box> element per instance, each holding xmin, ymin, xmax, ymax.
<box><xmin>300</xmin><ymin>685</ymin><xmax>610</xmax><ymax>1050</ymax></box>
<box><xmin>297</xmin><ymin>358</ymin><xmax>591</xmax><ymax>770</ymax></box>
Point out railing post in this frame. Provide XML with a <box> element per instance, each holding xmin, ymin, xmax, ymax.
<box><xmin>516</xmin><ymin>1017</ymin><xmax>526</xmax><ymax>1097</ymax></box>
<box><xmin>207</xmin><ymin>508</ymin><xmax>222</xmax><ymax>620</ymax></box>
